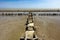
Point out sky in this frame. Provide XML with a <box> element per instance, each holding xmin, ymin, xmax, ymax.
<box><xmin>0</xmin><ymin>0</ymin><xmax>60</xmax><ymax>8</ymax></box>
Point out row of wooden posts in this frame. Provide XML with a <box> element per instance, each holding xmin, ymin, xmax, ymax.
<box><xmin>0</xmin><ymin>13</ymin><xmax>60</xmax><ymax>16</ymax></box>
<box><xmin>20</xmin><ymin>12</ymin><xmax>38</xmax><ymax>40</ymax></box>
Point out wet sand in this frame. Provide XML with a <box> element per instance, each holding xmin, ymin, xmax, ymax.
<box><xmin>34</xmin><ymin>16</ymin><xmax>60</xmax><ymax>40</ymax></box>
<box><xmin>0</xmin><ymin>16</ymin><xmax>27</xmax><ymax>40</ymax></box>
<box><xmin>0</xmin><ymin>15</ymin><xmax>60</xmax><ymax>40</ymax></box>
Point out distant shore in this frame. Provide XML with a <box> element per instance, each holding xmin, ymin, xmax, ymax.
<box><xmin>0</xmin><ymin>9</ymin><xmax>60</xmax><ymax>12</ymax></box>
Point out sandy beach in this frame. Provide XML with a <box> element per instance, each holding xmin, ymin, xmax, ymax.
<box><xmin>0</xmin><ymin>15</ymin><xmax>60</xmax><ymax>40</ymax></box>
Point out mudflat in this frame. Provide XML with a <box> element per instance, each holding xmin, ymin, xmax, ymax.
<box><xmin>0</xmin><ymin>16</ymin><xmax>60</xmax><ymax>40</ymax></box>
<box><xmin>34</xmin><ymin>16</ymin><xmax>60</xmax><ymax>40</ymax></box>
<box><xmin>0</xmin><ymin>16</ymin><xmax>27</xmax><ymax>40</ymax></box>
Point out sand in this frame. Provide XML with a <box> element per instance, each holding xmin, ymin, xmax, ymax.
<box><xmin>34</xmin><ymin>16</ymin><xmax>60</xmax><ymax>40</ymax></box>
<box><xmin>0</xmin><ymin>15</ymin><xmax>60</xmax><ymax>40</ymax></box>
<box><xmin>0</xmin><ymin>16</ymin><xmax>27</xmax><ymax>40</ymax></box>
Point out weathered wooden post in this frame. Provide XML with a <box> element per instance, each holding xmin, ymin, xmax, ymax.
<box><xmin>20</xmin><ymin>12</ymin><xmax>38</xmax><ymax>40</ymax></box>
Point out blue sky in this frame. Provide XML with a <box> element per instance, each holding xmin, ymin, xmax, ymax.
<box><xmin>0</xmin><ymin>0</ymin><xmax>60</xmax><ymax>8</ymax></box>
